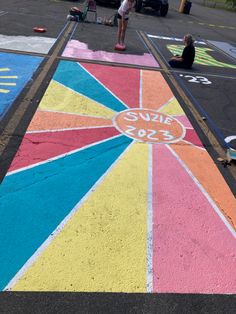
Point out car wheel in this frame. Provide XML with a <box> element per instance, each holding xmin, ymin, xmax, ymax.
<box><xmin>135</xmin><ymin>0</ymin><xmax>142</xmax><ymax>12</ymax></box>
<box><xmin>160</xmin><ymin>3</ymin><xmax>168</xmax><ymax>17</ymax></box>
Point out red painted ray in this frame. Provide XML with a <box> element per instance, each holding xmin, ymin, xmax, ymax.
<box><xmin>184</xmin><ymin>128</ymin><xmax>204</xmax><ymax>147</ymax></box>
<box><xmin>81</xmin><ymin>63</ymin><xmax>140</xmax><ymax>108</ymax></box>
<box><xmin>9</xmin><ymin>127</ymin><xmax>120</xmax><ymax>172</ymax></box>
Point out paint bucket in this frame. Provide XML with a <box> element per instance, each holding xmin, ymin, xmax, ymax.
<box><xmin>97</xmin><ymin>17</ymin><xmax>102</xmax><ymax>24</ymax></box>
<box><xmin>183</xmin><ymin>1</ymin><xmax>192</xmax><ymax>14</ymax></box>
<box><xmin>33</xmin><ymin>27</ymin><xmax>47</xmax><ymax>33</ymax></box>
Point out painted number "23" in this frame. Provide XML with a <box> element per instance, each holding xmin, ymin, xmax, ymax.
<box><xmin>125</xmin><ymin>125</ymin><xmax>174</xmax><ymax>141</ymax></box>
<box><xmin>180</xmin><ymin>75</ymin><xmax>212</xmax><ymax>85</ymax></box>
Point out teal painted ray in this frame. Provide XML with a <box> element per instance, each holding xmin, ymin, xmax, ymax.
<box><xmin>0</xmin><ymin>135</ymin><xmax>132</xmax><ymax>290</ymax></box>
<box><xmin>53</xmin><ymin>61</ymin><xmax>127</xmax><ymax>112</ymax></box>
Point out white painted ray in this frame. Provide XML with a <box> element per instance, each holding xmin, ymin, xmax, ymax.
<box><xmin>4</xmin><ymin>140</ymin><xmax>135</xmax><ymax>291</ymax></box>
<box><xmin>0</xmin><ymin>34</ymin><xmax>56</xmax><ymax>54</ymax></box>
<box><xmin>180</xmin><ymin>140</ymin><xmax>206</xmax><ymax>150</ymax></box>
<box><xmin>7</xmin><ymin>134</ymin><xmax>123</xmax><ymax>176</ymax></box>
<box><xmin>78</xmin><ymin>62</ymin><xmax>130</xmax><ymax>109</ymax></box>
<box><xmin>146</xmin><ymin>144</ymin><xmax>153</xmax><ymax>293</ymax></box>
<box><xmin>27</xmin><ymin>125</ymin><xmax>114</xmax><ymax>134</ymax></box>
<box><xmin>38</xmin><ymin>108</ymin><xmax>114</xmax><ymax>119</ymax></box>
<box><xmin>139</xmin><ymin>69</ymin><xmax>143</xmax><ymax>108</ymax></box>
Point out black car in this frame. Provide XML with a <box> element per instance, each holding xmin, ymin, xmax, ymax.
<box><xmin>97</xmin><ymin>0</ymin><xmax>169</xmax><ymax>17</ymax></box>
<box><xmin>96</xmin><ymin>0</ymin><xmax>121</xmax><ymax>8</ymax></box>
<box><xmin>135</xmin><ymin>0</ymin><xmax>169</xmax><ymax>16</ymax></box>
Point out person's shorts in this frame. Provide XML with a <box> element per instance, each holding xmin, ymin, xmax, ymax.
<box><xmin>117</xmin><ymin>13</ymin><xmax>129</xmax><ymax>21</ymax></box>
<box><xmin>168</xmin><ymin>60</ymin><xmax>191</xmax><ymax>69</ymax></box>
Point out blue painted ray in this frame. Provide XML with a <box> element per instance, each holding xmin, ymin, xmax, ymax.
<box><xmin>53</xmin><ymin>60</ymin><xmax>127</xmax><ymax>112</ymax></box>
<box><xmin>0</xmin><ymin>135</ymin><xmax>132</xmax><ymax>290</ymax></box>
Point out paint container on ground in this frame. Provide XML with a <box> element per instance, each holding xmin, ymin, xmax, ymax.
<box><xmin>183</xmin><ymin>1</ymin><xmax>192</xmax><ymax>14</ymax></box>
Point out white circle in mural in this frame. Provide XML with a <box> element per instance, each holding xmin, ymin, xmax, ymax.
<box><xmin>113</xmin><ymin>108</ymin><xmax>186</xmax><ymax>144</ymax></box>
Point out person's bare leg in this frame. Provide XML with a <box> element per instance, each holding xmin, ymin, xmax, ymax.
<box><xmin>117</xmin><ymin>19</ymin><xmax>122</xmax><ymax>44</ymax></box>
<box><xmin>120</xmin><ymin>19</ymin><xmax>128</xmax><ymax>45</ymax></box>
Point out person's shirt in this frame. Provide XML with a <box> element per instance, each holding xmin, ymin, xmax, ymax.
<box><xmin>118</xmin><ymin>0</ymin><xmax>133</xmax><ymax>19</ymax></box>
<box><xmin>181</xmin><ymin>44</ymin><xmax>195</xmax><ymax>68</ymax></box>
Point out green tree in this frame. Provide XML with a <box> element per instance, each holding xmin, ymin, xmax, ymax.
<box><xmin>225</xmin><ymin>0</ymin><xmax>236</xmax><ymax>8</ymax></box>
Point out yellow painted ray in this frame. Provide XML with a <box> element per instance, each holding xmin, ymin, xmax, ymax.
<box><xmin>0</xmin><ymin>68</ymin><xmax>10</xmax><ymax>72</ymax></box>
<box><xmin>39</xmin><ymin>80</ymin><xmax>116</xmax><ymax>118</ymax></box>
<box><xmin>13</xmin><ymin>142</ymin><xmax>149</xmax><ymax>292</ymax></box>
<box><xmin>0</xmin><ymin>76</ymin><xmax>18</xmax><ymax>79</ymax></box>
<box><xmin>0</xmin><ymin>68</ymin><xmax>18</xmax><ymax>93</ymax></box>
<box><xmin>0</xmin><ymin>83</ymin><xmax>16</xmax><ymax>86</ymax></box>
<box><xmin>0</xmin><ymin>89</ymin><xmax>9</xmax><ymax>93</ymax></box>
<box><xmin>159</xmin><ymin>97</ymin><xmax>185</xmax><ymax>116</ymax></box>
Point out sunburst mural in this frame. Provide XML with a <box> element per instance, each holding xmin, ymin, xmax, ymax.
<box><xmin>0</xmin><ymin>52</ymin><xmax>42</xmax><ymax>118</ymax></box>
<box><xmin>0</xmin><ymin>61</ymin><xmax>235</xmax><ymax>294</ymax></box>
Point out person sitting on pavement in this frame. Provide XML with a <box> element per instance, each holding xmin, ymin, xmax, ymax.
<box><xmin>168</xmin><ymin>34</ymin><xmax>195</xmax><ymax>69</ymax></box>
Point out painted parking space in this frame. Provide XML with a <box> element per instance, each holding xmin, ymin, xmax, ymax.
<box><xmin>208</xmin><ymin>41</ymin><xmax>236</xmax><ymax>61</ymax></box>
<box><xmin>0</xmin><ymin>61</ymin><xmax>235</xmax><ymax>293</ymax></box>
<box><xmin>62</xmin><ymin>24</ymin><xmax>159</xmax><ymax>67</ymax></box>
<box><xmin>0</xmin><ymin>34</ymin><xmax>56</xmax><ymax>54</ymax></box>
<box><xmin>175</xmin><ymin>73</ymin><xmax>236</xmax><ymax>147</ymax></box>
<box><xmin>0</xmin><ymin>52</ymin><xmax>43</xmax><ymax>119</ymax></box>
<box><xmin>146</xmin><ymin>34</ymin><xmax>236</xmax><ymax>153</ymax></box>
<box><xmin>148</xmin><ymin>34</ymin><xmax>236</xmax><ymax>76</ymax></box>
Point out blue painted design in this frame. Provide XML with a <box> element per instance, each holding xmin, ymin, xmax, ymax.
<box><xmin>0</xmin><ymin>52</ymin><xmax>42</xmax><ymax>119</ymax></box>
<box><xmin>0</xmin><ymin>135</ymin><xmax>132</xmax><ymax>290</ymax></box>
<box><xmin>54</xmin><ymin>61</ymin><xmax>127</xmax><ymax>112</ymax></box>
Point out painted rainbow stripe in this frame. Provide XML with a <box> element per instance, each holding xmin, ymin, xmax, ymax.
<box><xmin>0</xmin><ymin>61</ymin><xmax>235</xmax><ymax>293</ymax></box>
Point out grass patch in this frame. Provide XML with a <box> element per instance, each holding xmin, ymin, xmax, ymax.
<box><xmin>202</xmin><ymin>0</ymin><xmax>236</xmax><ymax>10</ymax></box>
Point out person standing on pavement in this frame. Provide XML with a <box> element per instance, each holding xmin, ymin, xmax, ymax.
<box><xmin>168</xmin><ymin>34</ymin><xmax>195</xmax><ymax>69</ymax></box>
<box><xmin>115</xmin><ymin>0</ymin><xmax>135</xmax><ymax>51</ymax></box>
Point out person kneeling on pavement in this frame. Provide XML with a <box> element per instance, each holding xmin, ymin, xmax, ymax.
<box><xmin>169</xmin><ymin>34</ymin><xmax>195</xmax><ymax>69</ymax></box>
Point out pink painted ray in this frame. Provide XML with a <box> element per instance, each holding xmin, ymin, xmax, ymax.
<box><xmin>152</xmin><ymin>144</ymin><xmax>236</xmax><ymax>293</ymax></box>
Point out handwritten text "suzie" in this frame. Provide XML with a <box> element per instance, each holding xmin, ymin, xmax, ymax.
<box><xmin>123</xmin><ymin>112</ymin><xmax>173</xmax><ymax>125</ymax></box>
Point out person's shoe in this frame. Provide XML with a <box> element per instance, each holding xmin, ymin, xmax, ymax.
<box><xmin>114</xmin><ymin>43</ymin><xmax>126</xmax><ymax>51</ymax></box>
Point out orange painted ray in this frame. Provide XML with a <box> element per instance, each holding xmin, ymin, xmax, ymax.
<box><xmin>171</xmin><ymin>141</ymin><xmax>236</xmax><ymax>230</ymax></box>
<box><xmin>142</xmin><ymin>71</ymin><xmax>173</xmax><ymax>110</ymax></box>
<box><xmin>28</xmin><ymin>111</ymin><xmax>113</xmax><ymax>132</ymax></box>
